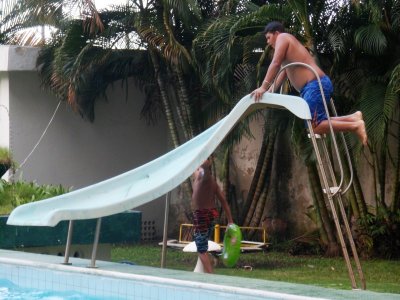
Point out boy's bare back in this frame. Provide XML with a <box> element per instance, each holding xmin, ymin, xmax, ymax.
<box><xmin>191</xmin><ymin>157</ymin><xmax>233</xmax><ymax>224</ymax></box>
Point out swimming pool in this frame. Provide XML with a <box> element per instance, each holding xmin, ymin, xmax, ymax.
<box><xmin>0</xmin><ymin>278</ymin><xmax>112</xmax><ymax>299</ymax></box>
<box><xmin>1</xmin><ymin>249</ymin><xmax>398</xmax><ymax>300</ymax></box>
<box><xmin>0</xmin><ymin>250</ymin><xmax>327</xmax><ymax>300</ymax></box>
<box><xmin>0</xmin><ymin>260</ymin><xmax>319</xmax><ymax>300</ymax></box>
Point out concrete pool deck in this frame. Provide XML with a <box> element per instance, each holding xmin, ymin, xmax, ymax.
<box><xmin>0</xmin><ymin>249</ymin><xmax>399</xmax><ymax>300</ymax></box>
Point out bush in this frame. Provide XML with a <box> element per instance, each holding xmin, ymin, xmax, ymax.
<box><xmin>359</xmin><ymin>208</ymin><xmax>400</xmax><ymax>259</ymax></box>
<box><xmin>0</xmin><ymin>147</ymin><xmax>14</xmax><ymax>177</ymax></box>
<box><xmin>0</xmin><ymin>147</ymin><xmax>11</xmax><ymax>164</ymax></box>
<box><xmin>0</xmin><ymin>179</ymin><xmax>69</xmax><ymax>214</ymax></box>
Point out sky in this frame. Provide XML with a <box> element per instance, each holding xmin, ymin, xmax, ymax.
<box><xmin>94</xmin><ymin>0</ymin><xmax>128</xmax><ymax>9</ymax></box>
<box><xmin>14</xmin><ymin>0</ymin><xmax>131</xmax><ymax>45</ymax></box>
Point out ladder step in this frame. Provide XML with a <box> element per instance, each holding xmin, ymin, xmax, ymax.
<box><xmin>323</xmin><ymin>187</ymin><xmax>340</xmax><ymax>194</ymax></box>
<box><xmin>308</xmin><ymin>133</ymin><xmax>322</xmax><ymax>139</ymax></box>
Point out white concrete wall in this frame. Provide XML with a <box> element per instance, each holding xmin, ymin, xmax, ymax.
<box><xmin>0</xmin><ymin>73</ymin><xmax>9</xmax><ymax>148</ymax></box>
<box><xmin>0</xmin><ymin>45</ymin><xmax>169</xmax><ymax>239</ymax></box>
<box><xmin>9</xmin><ymin>72</ymin><xmax>167</xmax><ymax>188</ymax></box>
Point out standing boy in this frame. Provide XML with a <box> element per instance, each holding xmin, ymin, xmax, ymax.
<box><xmin>192</xmin><ymin>156</ymin><xmax>234</xmax><ymax>273</ymax></box>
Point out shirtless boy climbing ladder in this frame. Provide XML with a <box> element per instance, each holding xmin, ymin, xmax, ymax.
<box><xmin>251</xmin><ymin>21</ymin><xmax>368</xmax><ymax>146</ymax></box>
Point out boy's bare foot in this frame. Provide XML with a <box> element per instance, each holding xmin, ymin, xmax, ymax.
<box><xmin>356</xmin><ymin>120</ymin><xmax>368</xmax><ymax>146</ymax></box>
<box><xmin>352</xmin><ymin>111</ymin><xmax>363</xmax><ymax>121</ymax></box>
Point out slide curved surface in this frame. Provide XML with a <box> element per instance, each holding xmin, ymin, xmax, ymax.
<box><xmin>7</xmin><ymin>93</ymin><xmax>311</xmax><ymax>227</ymax></box>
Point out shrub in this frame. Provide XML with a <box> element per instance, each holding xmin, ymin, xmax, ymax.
<box><xmin>359</xmin><ymin>208</ymin><xmax>400</xmax><ymax>259</ymax></box>
<box><xmin>0</xmin><ymin>147</ymin><xmax>14</xmax><ymax>177</ymax></box>
<box><xmin>0</xmin><ymin>179</ymin><xmax>69</xmax><ymax>214</ymax></box>
<box><xmin>0</xmin><ymin>147</ymin><xmax>11</xmax><ymax>164</ymax></box>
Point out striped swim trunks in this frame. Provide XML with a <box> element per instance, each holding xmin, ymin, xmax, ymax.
<box><xmin>192</xmin><ymin>208</ymin><xmax>219</xmax><ymax>253</ymax></box>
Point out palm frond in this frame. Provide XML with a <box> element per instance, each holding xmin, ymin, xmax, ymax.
<box><xmin>354</xmin><ymin>24</ymin><xmax>388</xmax><ymax>56</ymax></box>
<box><xmin>71</xmin><ymin>0</ymin><xmax>104</xmax><ymax>34</ymax></box>
<box><xmin>37</xmin><ymin>15</ymin><xmax>154</xmax><ymax>122</ymax></box>
<box><xmin>389</xmin><ymin>63</ymin><xmax>400</xmax><ymax>94</ymax></box>
<box><xmin>163</xmin><ymin>0</ymin><xmax>202</xmax><ymax>23</ymax></box>
<box><xmin>365</xmin><ymin>0</ymin><xmax>384</xmax><ymax>24</ymax></box>
<box><xmin>234</xmin><ymin>63</ymin><xmax>256</xmax><ymax>95</ymax></box>
<box><xmin>333</xmin><ymin>68</ymin><xmax>367</xmax><ymax>105</ymax></box>
<box><xmin>327</xmin><ymin>26</ymin><xmax>347</xmax><ymax>56</ymax></box>
<box><xmin>393</xmin><ymin>0</ymin><xmax>400</xmax><ymax>33</ymax></box>
<box><xmin>193</xmin><ymin>3</ymin><xmax>293</xmax><ymax>103</ymax></box>
<box><xmin>0</xmin><ymin>0</ymin><xmax>64</xmax><ymax>45</ymax></box>
<box><xmin>383</xmin><ymin>84</ymin><xmax>399</xmax><ymax>122</ymax></box>
<box><xmin>0</xmin><ymin>0</ymin><xmax>105</xmax><ymax>45</ymax></box>
<box><xmin>359</xmin><ymin>82</ymin><xmax>388</xmax><ymax>145</ymax></box>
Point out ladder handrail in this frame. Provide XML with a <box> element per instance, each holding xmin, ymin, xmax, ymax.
<box><xmin>328</xmin><ymin>99</ymin><xmax>354</xmax><ymax>194</ymax></box>
<box><xmin>270</xmin><ymin>63</ymin><xmax>364</xmax><ymax>289</ymax></box>
<box><xmin>271</xmin><ymin>62</ymin><xmax>347</xmax><ymax>196</ymax></box>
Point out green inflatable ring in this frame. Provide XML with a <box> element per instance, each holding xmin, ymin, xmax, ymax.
<box><xmin>222</xmin><ymin>223</ymin><xmax>242</xmax><ymax>267</ymax></box>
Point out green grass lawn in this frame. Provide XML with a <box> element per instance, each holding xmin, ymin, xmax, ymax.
<box><xmin>111</xmin><ymin>243</ymin><xmax>400</xmax><ymax>294</ymax></box>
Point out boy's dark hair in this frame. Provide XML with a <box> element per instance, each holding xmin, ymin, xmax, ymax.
<box><xmin>263</xmin><ymin>21</ymin><xmax>285</xmax><ymax>34</ymax></box>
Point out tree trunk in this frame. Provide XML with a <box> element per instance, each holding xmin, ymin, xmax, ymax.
<box><xmin>378</xmin><ymin>141</ymin><xmax>388</xmax><ymax>209</ymax></box>
<box><xmin>240</xmin><ymin>128</ymin><xmax>268</xmax><ymax>224</ymax></box>
<box><xmin>218</xmin><ymin>148</ymin><xmax>231</xmax><ymax>224</ymax></box>
<box><xmin>351</xmin><ymin>163</ymin><xmax>368</xmax><ymax>219</ymax></box>
<box><xmin>149</xmin><ymin>48</ymin><xmax>192</xmax><ymax>221</ymax></box>
<box><xmin>250</xmin><ymin>135</ymin><xmax>276</xmax><ymax>227</ymax></box>
<box><xmin>307</xmin><ymin>165</ymin><xmax>328</xmax><ymax>246</ymax></box>
<box><xmin>175</xmin><ymin>67</ymin><xmax>195</xmax><ymax>137</ymax></box>
<box><xmin>391</xmin><ymin>118</ymin><xmax>400</xmax><ymax>210</ymax></box>
<box><xmin>242</xmin><ymin>136</ymin><xmax>270</xmax><ymax>227</ymax></box>
<box><xmin>243</xmin><ymin>127</ymin><xmax>277</xmax><ymax>228</ymax></box>
<box><xmin>170</xmin><ymin>80</ymin><xmax>190</xmax><ymax>141</ymax></box>
<box><xmin>149</xmin><ymin>49</ymin><xmax>180</xmax><ymax>147</ymax></box>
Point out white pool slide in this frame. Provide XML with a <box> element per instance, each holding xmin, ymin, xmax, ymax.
<box><xmin>7</xmin><ymin>93</ymin><xmax>311</xmax><ymax>227</ymax></box>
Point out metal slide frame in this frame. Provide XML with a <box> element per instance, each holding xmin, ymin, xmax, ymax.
<box><xmin>274</xmin><ymin>63</ymin><xmax>366</xmax><ymax>290</ymax></box>
<box><xmin>62</xmin><ymin>219</ymin><xmax>102</xmax><ymax>268</ymax></box>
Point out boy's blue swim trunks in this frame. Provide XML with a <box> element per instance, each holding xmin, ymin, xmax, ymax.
<box><xmin>300</xmin><ymin>75</ymin><xmax>333</xmax><ymax>126</ymax></box>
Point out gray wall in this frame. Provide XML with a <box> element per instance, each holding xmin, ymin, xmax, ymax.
<box><xmin>1</xmin><ymin>46</ymin><xmax>169</xmax><ymax>240</ymax></box>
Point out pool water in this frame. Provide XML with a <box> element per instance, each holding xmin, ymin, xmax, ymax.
<box><xmin>0</xmin><ymin>279</ymin><xmax>115</xmax><ymax>300</ymax></box>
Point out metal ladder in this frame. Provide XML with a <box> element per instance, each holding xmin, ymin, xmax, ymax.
<box><xmin>274</xmin><ymin>62</ymin><xmax>366</xmax><ymax>290</ymax></box>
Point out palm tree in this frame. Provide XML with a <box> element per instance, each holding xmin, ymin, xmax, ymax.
<box><xmin>5</xmin><ymin>0</ymin><xmax>261</xmax><ymax>224</ymax></box>
<box><xmin>327</xmin><ymin>0</ymin><xmax>400</xmax><ymax>258</ymax></box>
<box><xmin>0</xmin><ymin>0</ymin><xmax>104</xmax><ymax>45</ymax></box>
<box><xmin>6</xmin><ymin>0</ymin><xmax>399</xmax><ymax>257</ymax></box>
<box><xmin>192</xmin><ymin>0</ymin><xmax>397</xmax><ymax>256</ymax></box>
<box><xmin>193</xmin><ymin>1</ymin><xmax>340</xmax><ymax>247</ymax></box>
